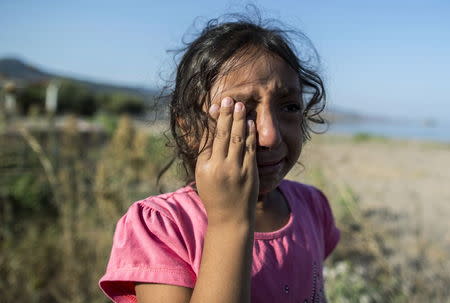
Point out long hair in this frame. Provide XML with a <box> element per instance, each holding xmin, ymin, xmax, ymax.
<box><xmin>165</xmin><ymin>13</ymin><xmax>325</xmax><ymax>183</ymax></box>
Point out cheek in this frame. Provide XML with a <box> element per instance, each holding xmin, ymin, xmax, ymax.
<box><xmin>289</xmin><ymin>140</ymin><xmax>302</xmax><ymax>162</ymax></box>
<box><xmin>283</xmin><ymin>122</ymin><xmax>303</xmax><ymax>160</ymax></box>
<box><xmin>282</xmin><ymin>117</ymin><xmax>303</xmax><ymax>141</ymax></box>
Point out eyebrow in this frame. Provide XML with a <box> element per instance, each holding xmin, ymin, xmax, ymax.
<box><xmin>232</xmin><ymin>93</ymin><xmax>258</xmax><ymax>103</ymax></box>
<box><xmin>232</xmin><ymin>87</ymin><xmax>300</xmax><ymax>102</ymax></box>
<box><xmin>273</xmin><ymin>86</ymin><xmax>301</xmax><ymax>98</ymax></box>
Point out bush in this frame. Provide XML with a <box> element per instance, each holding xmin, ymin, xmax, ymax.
<box><xmin>16</xmin><ymin>83</ymin><xmax>46</xmax><ymax>115</ymax></box>
<box><xmin>98</xmin><ymin>93</ymin><xmax>146</xmax><ymax>115</ymax></box>
<box><xmin>14</xmin><ymin>81</ymin><xmax>148</xmax><ymax>117</ymax></box>
<box><xmin>352</xmin><ymin>132</ymin><xmax>387</xmax><ymax>143</ymax></box>
<box><xmin>58</xmin><ymin>82</ymin><xmax>98</xmax><ymax>116</ymax></box>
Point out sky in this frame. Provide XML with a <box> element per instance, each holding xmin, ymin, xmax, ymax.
<box><xmin>1</xmin><ymin>0</ymin><xmax>450</xmax><ymax>122</ymax></box>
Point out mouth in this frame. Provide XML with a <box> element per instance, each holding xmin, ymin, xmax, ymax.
<box><xmin>257</xmin><ymin>158</ymin><xmax>285</xmax><ymax>175</ymax></box>
<box><xmin>257</xmin><ymin>158</ymin><xmax>284</xmax><ymax>167</ymax></box>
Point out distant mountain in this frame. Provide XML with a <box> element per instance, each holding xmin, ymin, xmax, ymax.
<box><xmin>0</xmin><ymin>57</ymin><xmax>159</xmax><ymax>99</ymax></box>
<box><xmin>0</xmin><ymin>58</ymin><xmax>52</xmax><ymax>82</ymax></box>
<box><xmin>324</xmin><ymin>106</ymin><xmax>395</xmax><ymax>124</ymax></box>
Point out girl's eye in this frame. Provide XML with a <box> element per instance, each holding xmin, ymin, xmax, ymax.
<box><xmin>281</xmin><ymin>103</ymin><xmax>301</xmax><ymax>113</ymax></box>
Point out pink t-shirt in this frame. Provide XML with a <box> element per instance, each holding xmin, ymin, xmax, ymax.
<box><xmin>99</xmin><ymin>179</ymin><xmax>340</xmax><ymax>303</ymax></box>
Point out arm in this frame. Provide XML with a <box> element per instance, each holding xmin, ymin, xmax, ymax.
<box><xmin>189</xmin><ymin>219</ymin><xmax>254</xmax><ymax>303</ymax></box>
<box><xmin>136</xmin><ymin>98</ymin><xmax>258</xmax><ymax>303</ymax></box>
<box><xmin>136</xmin><ymin>221</ymin><xmax>254</xmax><ymax>303</ymax></box>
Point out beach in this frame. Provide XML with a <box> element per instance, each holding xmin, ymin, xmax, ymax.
<box><xmin>299</xmin><ymin>134</ymin><xmax>450</xmax><ymax>240</ymax></box>
<box><xmin>288</xmin><ymin>134</ymin><xmax>450</xmax><ymax>298</ymax></box>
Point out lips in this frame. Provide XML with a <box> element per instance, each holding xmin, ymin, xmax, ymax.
<box><xmin>257</xmin><ymin>158</ymin><xmax>284</xmax><ymax>167</ymax></box>
<box><xmin>257</xmin><ymin>158</ymin><xmax>284</xmax><ymax>176</ymax></box>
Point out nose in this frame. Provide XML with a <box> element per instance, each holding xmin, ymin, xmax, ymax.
<box><xmin>255</xmin><ymin>106</ymin><xmax>282</xmax><ymax>150</ymax></box>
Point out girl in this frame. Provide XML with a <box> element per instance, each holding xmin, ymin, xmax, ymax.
<box><xmin>100</xmin><ymin>14</ymin><xmax>340</xmax><ymax>303</ymax></box>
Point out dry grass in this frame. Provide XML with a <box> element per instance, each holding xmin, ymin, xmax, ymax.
<box><xmin>1</xmin><ymin>116</ymin><xmax>449</xmax><ymax>302</ymax></box>
<box><xmin>289</xmin><ymin>134</ymin><xmax>450</xmax><ymax>302</ymax></box>
<box><xmin>1</xmin><ymin>115</ymin><xmax>178</xmax><ymax>303</ymax></box>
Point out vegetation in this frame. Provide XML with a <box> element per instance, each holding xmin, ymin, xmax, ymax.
<box><xmin>0</xmin><ymin>114</ymin><xmax>449</xmax><ymax>302</ymax></box>
<box><xmin>14</xmin><ymin>81</ymin><xmax>148</xmax><ymax>116</ymax></box>
<box><xmin>352</xmin><ymin>132</ymin><xmax>388</xmax><ymax>143</ymax></box>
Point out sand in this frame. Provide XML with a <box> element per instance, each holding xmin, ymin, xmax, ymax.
<box><xmin>288</xmin><ymin>134</ymin><xmax>450</xmax><ymax>265</ymax></box>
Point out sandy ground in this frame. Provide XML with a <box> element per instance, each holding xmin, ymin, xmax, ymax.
<box><xmin>288</xmin><ymin>134</ymin><xmax>450</xmax><ymax>268</ymax></box>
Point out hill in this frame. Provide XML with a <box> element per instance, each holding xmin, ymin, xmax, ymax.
<box><xmin>0</xmin><ymin>57</ymin><xmax>158</xmax><ymax>99</ymax></box>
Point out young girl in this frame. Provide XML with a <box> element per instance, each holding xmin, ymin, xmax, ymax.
<box><xmin>100</xmin><ymin>14</ymin><xmax>340</xmax><ymax>303</ymax></box>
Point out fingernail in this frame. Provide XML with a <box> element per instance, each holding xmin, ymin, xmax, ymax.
<box><xmin>221</xmin><ymin>97</ymin><xmax>232</xmax><ymax>107</ymax></box>
<box><xmin>209</xmin><ymin>103</ymin><xmax>219</xmax><ymax>114</ymax></box>
<box><xmin>234</xmin><ymin>102</ymin><xmax>243</xmax><ymax>112</ymax></box>
<box><xmin>247</xmin><ymin>119</ymin><xmax>254</xmax><ymax>129</ymax></box>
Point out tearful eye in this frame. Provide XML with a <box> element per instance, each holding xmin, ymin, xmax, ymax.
<box><xmin>282</xmin><ymin>103</ymin><xmax>301</xmax><ymax>113</ymax></box>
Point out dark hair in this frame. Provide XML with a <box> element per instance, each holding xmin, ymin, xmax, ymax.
<box><xmin>167</xmin><ymin>13</ymin><xmax>326</xmax><ymax>183</ymax></box>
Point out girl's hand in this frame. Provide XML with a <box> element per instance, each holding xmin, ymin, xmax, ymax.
<box><xmin>195</xmin><ymin>97</ymin><xmax>259</xmax><ymax>227</ymax></box>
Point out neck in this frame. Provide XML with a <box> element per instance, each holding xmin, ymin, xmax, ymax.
<box><xmin>255</xmin><ymin>190</ymin><xmax>276</xmax><ymax>212</ymax></box>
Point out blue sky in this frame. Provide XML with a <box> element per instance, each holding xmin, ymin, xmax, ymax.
<box><xmin>1</xmin><ymin>0</ymin><xmax>449</xmax><ymax>122</ymax></box>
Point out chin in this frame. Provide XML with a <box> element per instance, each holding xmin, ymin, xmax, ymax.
<box><xmin>257</xmin><ymin>175</ymin><xmax>283</xmax><ymax>195</ymax></box>
<box><xmin>257</xmin><ymin>161</ymin><xmax>292</xmax><ymax>195</ymax></box>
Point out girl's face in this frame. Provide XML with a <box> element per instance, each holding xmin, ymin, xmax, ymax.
<box><xmin>209</xmin><ymin>51</ymin><xmax>303</xmax><ymax>194</ymax></box>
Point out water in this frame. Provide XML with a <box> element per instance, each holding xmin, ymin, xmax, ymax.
<box><xmin>326</xmin><ymin>120</ymin><xmax>450</xmax><ymax>143</ymax></box>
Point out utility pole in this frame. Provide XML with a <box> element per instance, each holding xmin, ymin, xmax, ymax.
<box><xmin>3</xmin><ymin>81</ymin><xmax>17</xmax><ymax>122</ymax></box>
<box><xmin>46</xmin><ymin>80</ymin><xmax>60</xmax><ymax>169</ymax></box>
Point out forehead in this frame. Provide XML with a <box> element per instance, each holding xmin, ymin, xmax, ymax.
<box><xmin>211</xmin><ymin>51</ymin><xmax>300</xmax><ymax>100</ymax></box>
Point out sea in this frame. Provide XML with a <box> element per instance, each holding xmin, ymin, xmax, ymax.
<box><xmin>324</xmin><ymin>119</ymin><xmax>450</xmax><ymax>144</ymax></box>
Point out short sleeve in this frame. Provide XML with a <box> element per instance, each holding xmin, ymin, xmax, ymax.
<box><xmin>99</xmin><ymin>202</ymin><xmax>196</xmax><ymax>303</ymax></box>
<box><xmin>312</xmin><ymin>187</ymin><xmax>340</xmax><ymax>259</ymax></box>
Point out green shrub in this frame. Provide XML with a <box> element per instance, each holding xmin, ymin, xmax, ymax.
<box><xmin>58</xmin><ymin>82</ymin><xmax>98</xmax><ymax>116</ymax></box>
<box><xmin>352</xmin><ymin>132</ymin><xmax>387</xmax><ymax>143</ymax></box>
<box><xmin>16</xmin><ymin>83</ymin><xmax>46</xmax><ymax>114</ymax></box>
<box><xmin>325</xmin><ymin>262</ymin><xmax>381</xmax><ymax>303</ymax></box>
<box><xmin>93</xmin><ymin>112</ymin><xmax>119</xmax><ymax>135</ymax></box>
<box><xmin>99</xmin><ymin>93</ymin><xmax>146</xmax><ymax>115</ymax></box>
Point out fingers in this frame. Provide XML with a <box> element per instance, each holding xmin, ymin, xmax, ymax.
<box><xmin>243</xmin><ymin>119</ymin><xmax>257</xmax><ymax>168</ymax></box>
<box><xmin>207</xmin><ymin>97</ymin><xmax>255</xmax><ymax>169</ymax></box>
<box><xmin>197</xmin><ymin>104</ymin><xmax>219</xmax><ymax>161</ymax></box>
<box><xmin>227</xmin><ymin>102</ymin><xmax>247</xmax><ymax>163</ymax></box>
<box><xmin>211</xmin><ymin>97</ymin><xmax>234</xmax><ymax>158</ymax></box>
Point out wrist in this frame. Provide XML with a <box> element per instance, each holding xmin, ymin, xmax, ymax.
<box><xmin>207</xmin><ymin>216</ymin><xmax>255</xmax><ymax>235</ymax></box>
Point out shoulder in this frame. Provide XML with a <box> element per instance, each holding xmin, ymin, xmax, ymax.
<box><xmin>108</xmin><ymin>184</ymin><xmax>209</xmax><ymax>268</ymax></box>
<box><xmin>128</xmin><ymin>185</ymin><xmax>206</xmax><ymax>223</ymax></box>
<box><xmin>280</xmin><ymin>179</ymin><xmax>337</xmax><ymax>233</ymax></box>
<box><xmin>114</xmin><ymin>185</ymin><xmax>208</xmax><ymax>251</ymax></box>
<box><xmin>279</xmin><ymin>179</ymin><xmax>327</xmax><ymax>207</ymax></box>
<box><xmin>280</xmin><ymin>179</ymin><xmax>340</xmax><ymax>259</ymax></box>
<box><xmin>99</xmin><ymin>186</ymin><xmax>206</xmax><ymax>300</ymax></box>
